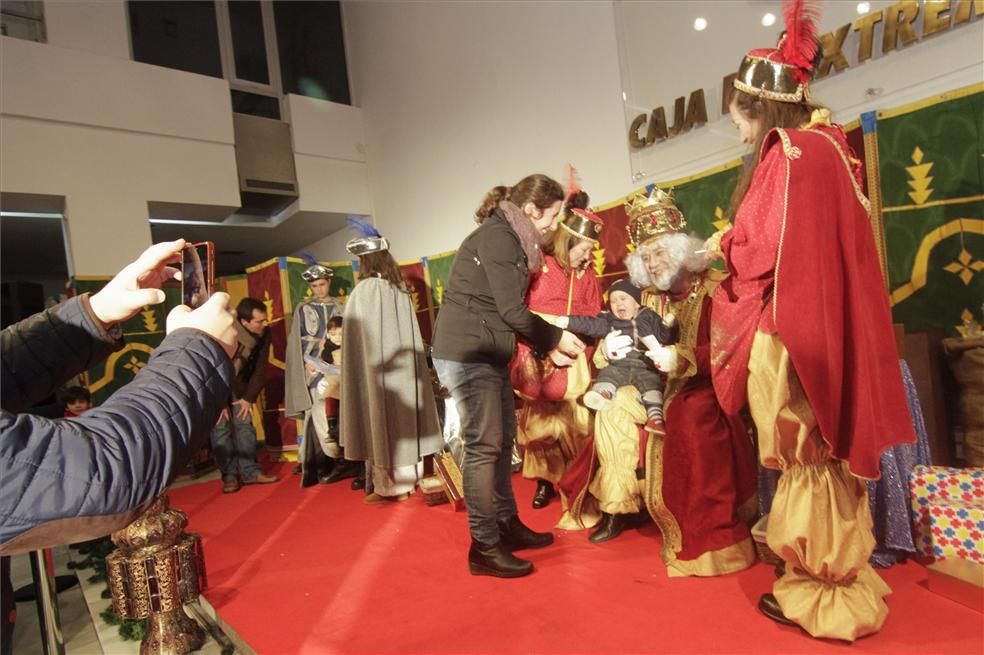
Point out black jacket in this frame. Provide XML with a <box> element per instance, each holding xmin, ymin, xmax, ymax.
<box><xmin>0</xmin><ymin>294</ymin><xmax>232</xmax><ymax>554</ymax></box>
<box><xmin>432</xmin><ymin>209</ymin><xmax>561</xmax><ymax>366</ymax></box>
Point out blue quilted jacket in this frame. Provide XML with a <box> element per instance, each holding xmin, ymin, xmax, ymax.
<box><xmin>0</xmin><ymin>294</ymin><xmax>232</xmax><ymax>554</ymax></box>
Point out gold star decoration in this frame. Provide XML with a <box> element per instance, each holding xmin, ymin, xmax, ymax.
<box><xmin>943</xmin><ymin>249</ymin><xmax>984</xmax><ymax>285</ymax></box>
<box><xmin>123</xmin><ymin>355</ymin><xmax>145</xmax><ymax>375</ymax></box>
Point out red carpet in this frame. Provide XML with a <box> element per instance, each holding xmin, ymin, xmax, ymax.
<box><xmin>168</xmin><ymin>462</ymin><xmax>983</xmax><ymax>655</ymax></box>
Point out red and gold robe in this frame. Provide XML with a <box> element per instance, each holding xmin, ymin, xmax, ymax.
<box><xmin>510</xmin><ymin>255</ymin><xmax>601</xmax><ymax>483</ymax></box>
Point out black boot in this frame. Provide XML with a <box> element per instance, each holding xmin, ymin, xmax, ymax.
<box><xmin>588</xmin><ymin>512</ymin><xmax>629</xmax><ymax>543</ymax></box>
<box><xmin>498</xmin><ymin>515</ymin><xmax>554</xmax><ymax>551</ymax></box>
<box><xmin>321</xmin><ymin>459</ymin><xmax>360</xmax><ymax>484</ymax></box>
<box><xmin>758</xmin><ymin>593</ymin><xmax>797</xmax><ymax>627</ymax></box>
<box><xmin>468</xmin><ymin>539</ymin><xmax>534</xmax><ymax>578</ymax></box>
<box><xmin>531</xmin><ymin>480</ymin><xmax>555</xmax><ymax>509</ymax></box>
<box><xmin>350</xmin><ymin>473</ymin><xmax>366</xmax><ymax>490</ymax></box>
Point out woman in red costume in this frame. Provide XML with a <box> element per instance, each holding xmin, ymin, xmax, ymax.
<box><xmin>511</xmin><ymin>182</ymin><xmax>602</xmax><ymax>509</ymax></box>
<box><xmin>711</xmin><ymin>0</ymin><xmax>916</xmax><ymax>641</ymax></box>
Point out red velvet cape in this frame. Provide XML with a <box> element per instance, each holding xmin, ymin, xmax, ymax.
<box><xmin>712</xmin><ymin>124</ymin><xmax>915</xmax><ymax>479</ymax></box>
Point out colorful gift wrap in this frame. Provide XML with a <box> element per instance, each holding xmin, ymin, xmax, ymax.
<box><xmin>910</xmin><ymin>465</ymin><xmax>984</xmax><ymax>561</ymax></box>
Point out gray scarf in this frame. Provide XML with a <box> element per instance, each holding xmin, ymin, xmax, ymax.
<box><xmin>498</xmin><ymin>200</ymin><xmax>544</xmax><ymax>272</ymax></box>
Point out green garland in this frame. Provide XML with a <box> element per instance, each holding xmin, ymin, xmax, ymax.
<box><xmin>68</xmin><ymin>537</ymin><xmax>146</xmax><ymax>641</ymax></box>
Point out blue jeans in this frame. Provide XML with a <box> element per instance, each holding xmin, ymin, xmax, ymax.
<box><xmin>210</xmin><ymin>405</ymin><xmax>262</xmax><ymax>482</ymax></box>
<box><xmin>433</xmin><ymin>359</ymin><xmax>518</xmax><ymax>544</ymax></box>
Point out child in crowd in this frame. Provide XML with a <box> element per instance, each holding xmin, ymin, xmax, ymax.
<box><xmin>556</xmin><ymin>278</ymin><xmax>677</xmax><ymax>433</ymax></box>
<box><xmin>321</xmin><ymin>316</ymin><xmax>344</xmax><ymax>367</ymax></box>
<box><xmin>61</xmin><ymin>386</ymin><xmax>91</xmax><ymax>417</ymax></box>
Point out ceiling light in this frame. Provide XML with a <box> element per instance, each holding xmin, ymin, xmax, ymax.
<box><xmin>857</xmin><ymin>2</ymin><xmax>871</xmax><ymax>14</ymax></box>
<box><xmin>762</xmin><ymin>13</ymin><xmax>776</xmax><ymax>27</ymax></box>
<box><xmin>693</xmin><ymin>17</ymin><xmax>707</xmax><ymax>31</ymax></box>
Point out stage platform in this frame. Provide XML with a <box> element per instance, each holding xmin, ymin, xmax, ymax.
<box><xmin>168</xmin><ymin>461</ymin><xmax>983</xmax><ymax>655</ymax></box>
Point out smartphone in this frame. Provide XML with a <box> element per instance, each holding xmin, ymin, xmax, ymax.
<box><xmin>181</xmin><ymin>241</ymin><xmax>215</xmax><ymax>309</ymax></box>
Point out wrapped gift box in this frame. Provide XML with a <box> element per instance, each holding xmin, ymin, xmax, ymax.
<box><xmin>910</xmin><ymin>465</ymin><xmax>984</xmax><ymax>560</ymax></box>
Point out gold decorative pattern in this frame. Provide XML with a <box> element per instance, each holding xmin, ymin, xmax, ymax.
<box><xmin>777</xmin><ymin>129</ymin><xmax>802</xmax><ymax>160</ymax></box>
<box><xmin>944</xmin><ymin>249</ymin><xmax>984</xmax><ymax>285</ymax></box>
<box><xmin>773</xmin><ymin>155</ymin><xmax>793</xmax><ymax>328</ymax></box>
<box><xmin>889</xmin><ymin>219</ymin><xmax>984</xmax><ymax>306</ymax></box>
<box><xmin>812</xmin><ymin>129</ymin><xmax>872</xmax><ymax>214</ymax></box>
<box><xmin>625</xmin><ymin>186</ymin><xmax>687</xmax><ymax>247</ymax></box>
<box><xmin>140</xmin><ymin>307</ymin><xmax>159</xmax><ymax>333</ymax></box>
<box><xmin>105</xmin><ymin>495</ymin><xmax>206</xmax><ymax>655</ymax></box>
<box><xmin>863</xmin><ymin>127</ymin><xmax>889</xmax><ymax>289</ymax></box>
<box><xmin>592</xmin><ymin>245</ymin><xmax>606</xmax><ymax>277</ymax></box>
<box><xmin>906</xmin><ymin>146</ymin><xmax>934</xmax><ymax>205</ymax></box>
<box><xmin>643</xmin><ymin>431</ymin><xmax>683</xmax><ymax>563</ymax></box>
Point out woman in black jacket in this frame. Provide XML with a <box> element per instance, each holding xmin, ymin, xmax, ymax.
<box><xmin>432</xmin><ymin>173</ymin><xmax>585</xmax><ymax>578</ymax></box>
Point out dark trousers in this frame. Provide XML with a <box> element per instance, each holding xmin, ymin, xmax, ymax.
<box><xmin>434</xmin><ymin>359</ymin><xmax>518</xmax><ymax>544</ymax></box>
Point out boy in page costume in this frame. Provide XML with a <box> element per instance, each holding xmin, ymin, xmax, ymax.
<box><xmin>285</xmin><ymin>262</ymin><xmax>351</xmax><ymax>487</ymax></box>
<box><xmin>710</xmin><ymin>0</ymin><xmax>916</xmax><ymax>640</ymax></box>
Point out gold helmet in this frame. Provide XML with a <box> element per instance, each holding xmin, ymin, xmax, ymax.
<box><xmin>624</xmin><ymin>186</ymin><xmax>686</xmax><ymax>247</ymax></box>
<box><xmin>560</xmin><ymin>208</ymin><xmax>604</xmax><ymax>243</ymax></box>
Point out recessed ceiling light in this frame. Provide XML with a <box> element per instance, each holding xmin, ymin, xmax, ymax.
<box><xmin>693</xmin><ymin>17</ymin><xmax>707</xmax><ymax>31</ymax></box>
<box><xmin>762</xmin><ymin>13</ymin><xmax>776</xmax><ymax>27</ymax></box>
<box><xmin>857</xmin><ymin>2</ymin><xmax>871</xmax><ymax>14</ymax></box>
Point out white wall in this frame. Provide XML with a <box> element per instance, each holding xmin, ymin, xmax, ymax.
<box><xmin>342</xmin><ymin>0</ymin><xmax>631</xmax><ymax>262</ymax></box>
<box><xmin>43</xmin><ymin>0</ymin><xmax>130</xmax><ymax>60</ymax></box>
<box><xmin>0</xmin><ymin>36</ymin><xmax>240</xmax><ymax>275</ymax></box>
<box><xmin>344</xmin><ymin>0</ymin><xmax>983</xmax><ymax>262</ymax></box>
<box><xmin>1</xmin><ymin>34</ymin><xmax>373</xmax><ymax>274</ymax></box>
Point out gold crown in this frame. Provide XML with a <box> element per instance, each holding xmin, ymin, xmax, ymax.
<box><xmin>624</xmin><ymin>187</ymin><xmax>686</xmax><ymax>246</ymax></box>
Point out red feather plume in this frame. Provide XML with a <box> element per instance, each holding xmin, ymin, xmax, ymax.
<box><xmin>565</xmin><ymin>163</ymin><xmax>581</xmax><ymax>201</ymax></box>
<box><xmin>780</xmin><ymin>0</ymin><xmax>822</xmax><ymax>82</ymax></box>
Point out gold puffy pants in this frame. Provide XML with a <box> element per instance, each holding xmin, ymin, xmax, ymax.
<box><xmin>748</xmin><ymin>331</ymin><xmax>890</xmax><ymax>642</ymax></box>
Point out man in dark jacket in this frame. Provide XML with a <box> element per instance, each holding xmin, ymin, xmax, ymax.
<box><xmin>212</xmin><ymin>297</ymin><xmax>279</xmax><ymax>493</ymax></box>
<box><xmin>0</xmin><ymin>239</ymin><xmax>237</xmax><ymax>554</ymax></box>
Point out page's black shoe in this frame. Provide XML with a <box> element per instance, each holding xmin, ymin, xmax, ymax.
<box><xmin>758</xmin><ymin>593</ymin><xmax>797</xmax><ymax>626</ymax></box>
<box><xmin>350</xmin><ymin>475</ymin><xmax>366</xmax><ymax>490</ymax></box>
<box><xmin>468</xmin><ymin>539</ymin><xmax>534</xmax><ymax>578</ymax></box>
<box><xmin>588</xmin><ymin>512</ymin><xmax>629</xmax><ymax>543</ymax></box>
<box><xmin>531</xmin><ymin>480</ymin><xmax>555</xmax><ymax>509</ymax></box>
<box><xmin>321</xmin><ymin>460</ymin><xmax>360</xmax><ymax>484</ymax></box>
<box><xmin>498</xmin><ymin>514</ymin><xmax>554</xmax><ymax>550</ymax></box>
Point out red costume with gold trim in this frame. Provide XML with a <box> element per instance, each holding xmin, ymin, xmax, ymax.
<box><xmin>510</xmin><ymin>255</ymin><xmax>601</xmax><ymax>484</ymax></box>
<box><xmin>711</xmin><ymin>122</ymin><xmax>915</xmax><ymax>480</ymax></box>
<box><xmin>710</xmin><ymin>117</ymin><xmax>916</xmax><ymax>641</ymax></box>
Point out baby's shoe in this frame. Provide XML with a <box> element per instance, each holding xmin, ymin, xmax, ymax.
<box><xmin>583</xmin><ymin>389</ymin><xmax>614</xmax><ymax>411</ymax></box>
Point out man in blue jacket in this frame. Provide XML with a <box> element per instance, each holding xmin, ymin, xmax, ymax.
<box><xmin>0</xmin><ymin>239</ymin><xmax>237</xmax><ymax>553</ymax></box>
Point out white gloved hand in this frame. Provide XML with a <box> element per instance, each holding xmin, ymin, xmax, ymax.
<box><xmin>602</xmin><ymin>330</ymin><xmax>634</xmax><ymax>361</ymax></box>
<box><xmin>646</xmin><ymin>344</ymin><xmax>679</xmax><ymax>373</ymax></box>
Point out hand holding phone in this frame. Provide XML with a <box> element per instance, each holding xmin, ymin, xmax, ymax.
<box><xmin>181</xmin><ymin>242</ymin><xmax>215</xmax><ymax>309</ymax></box>
<box><xmin>89</xmin><ymin>239</ymin><xmax>185</xmax><ymax>326</ymax></box>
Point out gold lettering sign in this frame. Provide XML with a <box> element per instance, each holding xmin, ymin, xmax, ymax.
<box><xmin>883</xmin><ymin>0</ymin><xmax>921</xmax><ymax>53</ymax></box>
<box><xmin>923</xmin><ymin>0</ymin><xmax>954</xmax><ymax>36</ymax></box>
<box><xmin>852</xmin><ymin>11</ymin><xmax>883</xmax><ymax>62</ymax></box>
<box><xmin>628</xmin><ymin>0</ymin><xmax>982</xmax><ymax>150</ymax></box>
<box><xmin>816</xmin><ymin>23</ymin><xmax>851</xmax><ymax>78</ymax></box>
